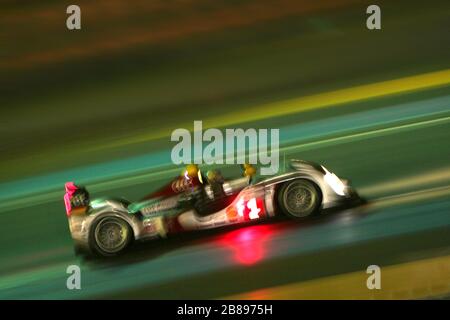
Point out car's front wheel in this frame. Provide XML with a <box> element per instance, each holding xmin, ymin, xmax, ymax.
<box><xmin>89</xmin><ymin>216</ymin><xmax>132</xmax><ymax>257</ymax></box>
<box><xmin>277</xmin><ymin>179</ymin><xmax>321</xmax><ymax>219</ymax></box>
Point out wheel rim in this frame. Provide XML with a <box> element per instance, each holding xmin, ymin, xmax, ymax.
<box><xmin>283</xmin><ymin>182</ymin><xmax>316</xmax><ymax>217</ymax></box>
<box><xmin>94</xmin><ymin>217</ymin><xmax>129</xmax><ymax>253</ymax></box>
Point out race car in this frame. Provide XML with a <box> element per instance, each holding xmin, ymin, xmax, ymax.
<box><xmin>64</xmin><ymin>160</ymin><xmax>362</xmax><ymax>257</ymax></box>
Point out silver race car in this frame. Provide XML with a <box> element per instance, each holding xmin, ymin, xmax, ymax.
<box><xmin>64</xmin><ymin>160</ymin><xmax>362</xmax><ymax>257</ymax></box>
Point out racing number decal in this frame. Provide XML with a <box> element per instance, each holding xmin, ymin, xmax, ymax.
<box><xmin>247</xmin><ymin>198</ymin><xmax>261</xmax><ymax>219</ymax></box>
<box><xmin>233</xmin><ymin>197</ymin><xmax>264</xmax><ymax>221</ymax></box>
<box><xmin>236</xmin><ymin>198</ymin><xmax>245</xmax><ymax>218</ymax></box>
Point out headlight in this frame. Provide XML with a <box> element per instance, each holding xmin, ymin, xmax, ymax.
<box><xmin>321</xmin><ymin>166</ymin><xmax>346</xmax><ymax>196</ymax></box>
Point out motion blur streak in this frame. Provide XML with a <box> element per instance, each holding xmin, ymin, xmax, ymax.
<box><xmin>3</xmin><ymin>0</ymin><xmax>359</xmax><ymax>69</ymax></box>
<box><xmin>281</xmin><ymin>116</ymin><xmax>450</xmax><ymax>154</ymax></box>
<box><xmin>359</xmin><ymin>167</ymin><xmax>450</xmax><ymax>196</ymax></box>
<box><xmin>101</xmin><ymin>69</ymin><xmax>450</xmax><ymax>149</ymax></box>
<box><xmin>225</xmin><ymin>254</ymin><xmax>450</xmax><ymax>299</ymax></box>
<box><xmin>373</xmin><ymin>186</ymin><xmax>450</xmax><ymax>209</ymax></box>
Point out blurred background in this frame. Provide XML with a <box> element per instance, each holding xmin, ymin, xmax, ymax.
<box><xmin>0</xmin><ymin>0</ymin><xmax>449</xmax><ymax>299</ymax></box>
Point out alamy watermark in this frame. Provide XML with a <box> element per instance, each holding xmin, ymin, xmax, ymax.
<box><xmin>171</xmin><ymin>121</ymin><xmax>279</xmax><ymax>175</ymax></box>
<box><xmin>366</xmin><ymin>5</ymin><xmax>381</xmax><ymax>30</ymax></box>
<box><xmin>66</xmin><ymin>265</ymin><xmax>81</xmax><ymax>290</ymax></box>
<box><xmin>366</xmin><ymin>265</ymin><xmax>381</xmax><ymax>290</ymax></box>
<box><xmin>66</xmin><ymin>5</ymin><xmax>81</xmax><ymax>30</ymax></box>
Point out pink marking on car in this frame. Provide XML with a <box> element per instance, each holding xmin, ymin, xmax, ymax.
<box><xmin>64</xmin><ymin>182</ymin><xmax>78</xmax><ymax>216</ymax></box>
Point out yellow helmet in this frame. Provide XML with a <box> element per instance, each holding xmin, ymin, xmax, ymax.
<box><xmin>243</xmin><ymin>163</ymin><xmax>256</xmax><ymax>177</ymax></box>
<box><xmin>182</xmin><ymin>164</ymin><xmax>199</xmax><ymax>178</ymax></box>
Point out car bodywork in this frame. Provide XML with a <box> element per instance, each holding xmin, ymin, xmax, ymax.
<box><xmin>65</xmin><ymin>160</ymin><xmax>361</xmax><ymax>256</ymax></box>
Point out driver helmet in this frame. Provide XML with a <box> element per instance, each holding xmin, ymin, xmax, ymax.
<box><xmin>182</xmin><ymin>164</ymin><xmax>199</xmax><ymax>179</ymax></box>
<box><xmin>243</xmin><ymin>163</ymin><xmax>256</xmax><ymax>177</ymax></box>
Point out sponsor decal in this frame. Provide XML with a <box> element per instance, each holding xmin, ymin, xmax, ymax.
<box><xmin>140</xmin><ymin>197</ymin><xmax>179</xmax><ymax>216</ymax></box>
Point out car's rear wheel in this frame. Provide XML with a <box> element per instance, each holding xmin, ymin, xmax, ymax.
<box><xmin>89</xmin><ymin>216</ymin><xmax>132</xmax><ymax>257</ymax></box>
<box><xmin>277</xmin><ymin>179</ymin><xmax>321</xmax><ymax>219</ymax></box>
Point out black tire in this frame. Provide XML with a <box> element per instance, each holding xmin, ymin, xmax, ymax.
<box><xmin>277</xmin><ymin>179</ymin><xmax>321</xmax><ymax>219</ymax></box>
<box><xmin>88</xmin><ymin>216</ymin><xmax>132</xmax><ymax>257</ymax></box>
